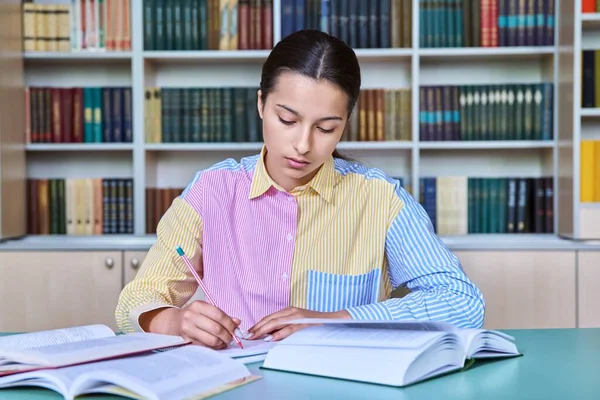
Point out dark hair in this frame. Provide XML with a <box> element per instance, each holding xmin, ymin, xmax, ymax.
<box><xmin>259</xmin><ymin>29</ymin><xmax>361</xmax><ymax>160</ymax></box>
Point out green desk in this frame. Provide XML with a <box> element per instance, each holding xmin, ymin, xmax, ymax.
<box><xmin>1</xmin><ymin>328</ymin><xmax>599</xmax><ymax>399</ymax></box>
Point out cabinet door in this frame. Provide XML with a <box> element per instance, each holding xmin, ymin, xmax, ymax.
<box><xmin>455</xmin><ymin>251</ymin><xmax>576</xmax><ymax>330</ymax></box>
<box><xmin>0</xmin><ymin>251</ymin><xmax>122</xmax><ymax>332</ymax></box>
<box><xmin>577</xmin><ymin>251</ymin><xmax>600</xmax><ymax>328</ymax></box>
<box><xmin>123</xmin><ymin>251</ymin><xmax>147</xmax><ymax>285</ymax></box>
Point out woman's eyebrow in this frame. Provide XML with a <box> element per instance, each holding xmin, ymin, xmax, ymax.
<box><xmin>276</xmin><ymin>104</ymin><xmax>343</xmax><ymax>121</ymax></box>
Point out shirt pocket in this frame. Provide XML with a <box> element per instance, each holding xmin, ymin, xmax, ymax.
<box><xmin>305</xmin><ymin>269</ymin><xmax>382</xmax><ymax>312</ymax></box>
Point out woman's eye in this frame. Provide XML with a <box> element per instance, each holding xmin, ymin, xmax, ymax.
<box><xmin>278</xmin><ymin>117</ymin><xmax>294</xmax><ymax>125</ymax></box>
<box><xmin>318</xmin><ymin>127</ymin><xmax>335</xmax><ymax>134</ymax></box>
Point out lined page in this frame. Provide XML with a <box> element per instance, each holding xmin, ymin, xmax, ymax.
<box><xmin>0</xmin><ymin>325</ymin><xmax>114</xmax><ymax>354</ymax></box>
<box><xmin>280</xmin><ymin>325</ymin><xmax>448</xmax><ymax>349</ymax></box>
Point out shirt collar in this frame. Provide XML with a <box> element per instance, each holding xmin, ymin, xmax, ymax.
<box><xmin>248</xmin><ymin>145</ymin><xmax>341</xmax><ymax>202</ymax></box>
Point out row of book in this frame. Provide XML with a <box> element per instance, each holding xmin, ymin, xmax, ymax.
<box><xmin>144</xmin><ymin>86</ymin><xmax>413</xmax><ymax>144</ymax></box>
<box><xmin>342</xmin><ymin>89</ymin><xmax>412</xmax><ymax>142</ymax></box>
<box><xmin>22</xmin><ymin>1</ymin><xmax>131</xmax><ymax>52</ymax></box>
<box><xmin>26</xmin><ymin>178</ymin><xmax>134</xmax><ymax>236</ymax></box>
<box><xmin>144</xmin><ymin>87</ymin><xmax>262</xmax><ymax>144</ymax></box>
<box><xmin>143</xmin><ymin>0</ymin><xmax>273</xmax><ymax>51</ymax></box>
<box><xmin>26</xmin><ymin>87</ymin><xmax>133</xmax><ymax>144</ymax></box>
<box><xmin>420</xmin><ymin>0</ymin><xmax>555</xmax><ymax>48</ymax></box>
<box><xmin>581</xmin><ymin>50</ymin><xmax>600</xmax><ymax>109</ymax></box>
<box><xmin>282</xmin><ymin>0</ymin><xmax>412</xmax><ymax>49</ymax></box>
<box><xmin>580</xmin><ymin>140</ymin><xmax>600</xmax><ymax>203</ymax></box>
<box><xmin>419</xmin><ymin>83</ymin><xmax>554</xmax><ymax>141</ymax></box>
<box><xmin>419</xmin><ymin>176</ymin><xmax>554</xmax><ymax>235</ymax></box>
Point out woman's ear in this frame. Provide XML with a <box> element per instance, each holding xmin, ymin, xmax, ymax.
<box><xmin>257</xmin><ymin>90</ymin><xmax>264</xmax><ymax>120</ymax></box>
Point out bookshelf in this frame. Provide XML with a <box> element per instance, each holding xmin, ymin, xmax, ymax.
<box><xmin>562</xmin><ymin>0</ymin><xmax>600</xmax><ymax>239</ymax></box>
<box><xmin>3</xmin><ymin>0</ymin><xmax>581</xmax><ymax>243</ymax></box>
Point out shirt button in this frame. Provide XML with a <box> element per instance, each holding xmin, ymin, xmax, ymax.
<box><xmin>287</xmin><ymin>196</ymin><xmax>294</xmax><ymax>202</ymax></box>
<box><xmin>282</xmin><ymin>273</ymin><xmax>288</xmax><ymax>280</ymax></box>
<box><xmin>286</xmin><ymin>233</ymin><xmax>293</xmax><ymax>241</ymax></box>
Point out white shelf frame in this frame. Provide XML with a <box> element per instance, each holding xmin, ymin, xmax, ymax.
<box><xmin>22</xmin><ymin>0</ymin><xmax>564</xmax><ymax>238</ymax></box>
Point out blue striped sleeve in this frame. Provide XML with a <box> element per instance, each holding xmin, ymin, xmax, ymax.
<box><xmin>345</xmin><ymin>183</ymin><xmax>486</xmax><ymax>329</ymax></box>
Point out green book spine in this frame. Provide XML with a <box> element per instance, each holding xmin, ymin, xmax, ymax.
<box><xmin>172</xmin><ymin>88</ymin><xmax>182</xmax><ymax>142</ymax></box>
<box><xmin>182</xmin><ymin>88</ymin><xmax>191</xmax><ymax>142</ymax></box>
<box><xmin>83</xmin><ymin>88</ymin><xmax>93</xmax><ymax>143</ymax></box>
<box><xmin>199</xmin><ymin>0</ymin><xmax>208</xmax><ymax>49</ymax></box>
<box><xmin>94</xmin><ymin>88</ymin><xmax>103</xmax><ymax>143</ymax></box>
<box><xmin>191</xmin><ymin>88</ymin><xmax>201</xmax><ymax>142</ymax></box>
<box><xmin>523</xmin><ymin>84</ymin><xmax>533</xmax><ymax>140</ymax></box>
<box><xmin>222</xmin><ymin>87</ymin><xmax>233</xmax><ymax>142</ymax></box>
<box><xmin>533</xmin><ymin>83</ymin><xmax>543</xmax><ymax>140</ymax></box>
<box><xmin>487</xmin><ymin>86</ymin><xmax>495</xmax><ymax>140</ymax></box>
<box><xmin>489</xmin><ymin>178</ymin><xmax>499</xmax><ymax>233</ymax></box>
<box><xmin>234</xmin><ymin>88</ymin><xmax>246</xmax><ymax>142</ymax></box>
<box><xmin>201</xmin><ymin>88</ymin><xmax>209</xmax><ymax>142</ymax></box>
<box><xmin>515</xmin><ymin>84</ymin><xmax>525</xmax><ymax>140</ymax></box>
<box><xmin>214</xmin><ymin>88</ymin><xmax>222</xmax><ymax>142</ymax></box>
<box><xmin>420</xmin><ymin>0</ymin><xmax>427</xmax><ymax>47</ymax></box>
<box><xmin>174</xmin><ymin>0</ymin><xmax>183</xmax><ymax>50</ymax></box>
<box><xmin>455</xmin><ymin>0</ymin><xmax>463</xmax><ymax>47</ymax></box>
<box><xmin>161</xmin><ymin>88</ymin><xmax>170</xmax><ymax>143</ymax></box>
<box><xmin>462</xmin><ymin>0</ymin><xmax>471</xmax><ymax>46</ymax></box>
<box><xmin>499</xmin><ymin>85</ymin><xmax>508</xmax><ymax>141</ymax></box>
<box><xmin>182</xmin><ymin>0</ymin><xmax>192</xmax><ymax>50</ymax></box>
<box><xmin>468</xmin><ymin>178</ymin><xmax>474</xmax><ymax>233</ymax></box>
<box><xmin>446</xmin><ymin>0</ymin><xmax>454</xmax><ymax>48</ymax></box>
<box><xmin>165</xmin><ymin>0</ymin><xmax>174</xmax><ymax>50</ymax></box>
<box><xmin>49</xmin><ymin>179</ymin><xmax>58</xmax><ymax>234</ymax></box>
<box><xmin>480</xmin><ymin>178</ymin><xmax>489</xmax><ymax>233</ymax></box>
<box><xmin>144</xmin><ymin>0</ymin><xmax>154</xmax><ymax>50</ymax></box>
<box><xmin>246</xmin><ymin>88</ymin><xmax>259</xmax><ymax>142</ymax></box>
<box><xmin>473</xmin><ymin>86</ymin><xmax>483</xmax><ymax>140</ymax></box>
<box><xmin>191</xmin><ymin>0</ymin><xmax>199</xmax><ymax>50</ymax></box>
<box><xmin>155</xmin><ymin>0</ymin><xmax>165</xmax><ymax>50</ymax></box>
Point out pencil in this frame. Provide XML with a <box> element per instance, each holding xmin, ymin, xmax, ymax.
<box><xmin>175</xmin><ymin>246</ymin><xmax>243</xmax><ymax>349</ymax></box>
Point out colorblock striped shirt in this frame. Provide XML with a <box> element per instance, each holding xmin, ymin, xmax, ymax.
<box><xmin>115</xmin><ymin>146</ymin><xmax>485</xmax><ymax>333</ymax></box>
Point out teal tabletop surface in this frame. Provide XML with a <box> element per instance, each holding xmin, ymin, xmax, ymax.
<box><xmin>1</xmin><ymin>328</ymin><xmax>599</xmax><ymax>399</ymax></box>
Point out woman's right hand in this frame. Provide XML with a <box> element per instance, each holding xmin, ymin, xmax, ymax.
<box><xmin>142</xmin><ymin>301</ymin><xmax>241</xmax><ymax>350</ymax></box>
<box><xmin>176</xmin><ymin>300</ymin><xmax>241</xmax><ymax>349</ymax></box>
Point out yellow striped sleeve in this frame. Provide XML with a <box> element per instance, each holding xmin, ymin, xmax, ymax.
<box><xmin>114</xmin><ymin>197</ymin><xmax>204</xmax><ymax>333</ymax></box>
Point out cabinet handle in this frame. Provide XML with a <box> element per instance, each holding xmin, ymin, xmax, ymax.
<box><xmin>131</xmin><ymin>258</ymin><xmax>140</xmax><ymax>270</ymax></box>
<box><xmin>105</xmin><ymin>257</ymin><xmax>114</xmax><ymax>269</ymax></box>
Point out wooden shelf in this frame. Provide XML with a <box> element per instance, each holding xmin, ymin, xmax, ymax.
<box><xmin>26</xmin><ymin>144</ymin><xmax>134</xmax><ymax>152</ymax></box>
<box><xmin>145</xmin><ymin>142</ymin><xmax>414</xmax><ymax>151</ymax></box>
<box><xmin>419</xmin><ymin>46</ymin><xmax>555</xmax><ymax>61</ymax></box>
<box><xmin>24</xmin><ymin>52</ymin><xmax>132</xmax><ymax>61</ymax></box>
<box><xmin>419</xmin><ymin>141</ymin><xmax>555</xmax><ymax>150</ymax></box>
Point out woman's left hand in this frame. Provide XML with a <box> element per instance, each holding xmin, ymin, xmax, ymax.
<box><xmin>247</xmin><ymin>307</ymin><xmax>351</xmax><ymax>342</ymax></box>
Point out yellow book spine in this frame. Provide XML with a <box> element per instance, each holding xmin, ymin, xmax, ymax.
<box><xmin>581</xmin><ymin>140</ymin><xmax>596</xmax><ymax>202</ymax></box>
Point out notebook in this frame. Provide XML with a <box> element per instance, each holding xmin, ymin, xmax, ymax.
<box><xmin>0</xmin><ymin>324</ymin><xmax>188</xmax><ymax>376</ymax></box>
<box><xmin>0</xmin><ymin>345</ymin><xmax>260</xmax><ymax>400</ymax></box>
<box><xmin>261</xmin><ymin>319</ymin><xmax>521</xmax><ymax>387</ymax></box>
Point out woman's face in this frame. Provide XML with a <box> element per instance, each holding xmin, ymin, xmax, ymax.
<box><xmin>257</xmin><ymin>71</ymin><xmax>348</xmax><ymax>191</ymax></box>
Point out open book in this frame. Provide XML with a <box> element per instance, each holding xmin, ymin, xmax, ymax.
<box><xmin>0</xmin><ymin>324</ymin><xmax>188</xmax><ymax>376</ymax></box>
<box><xmin>261</xmin><ymin>319</ymin><xmax>521</xmax><ymax>387</ymax></box>
<box><xmin>0</xmin><ymin>345</ymin><xmax>260</xmax><ymax>400</ymax></box>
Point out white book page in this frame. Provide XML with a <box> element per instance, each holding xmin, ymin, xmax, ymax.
<box><xmin>0</xmin><ymin>332</ymin><xmax>187</xmax><ymax>368</ymax></box>
<box><xmin>0</xmin><ymin>325</ymin><xmax>114</xmax><ymax>355</ymax></box>
<box><xmin>218</xmin><ymin>339</ymin><xmax>277</xmax><ymax>358</ymax></box>
<box><xmin>69</xmin><ymin>346</ymin><xmax>252</xmax><ymax>400</ymax></box>
<box><xmin>281</xmin><ymin>325</ymin><xmax>447</xmax><ymax>350</ymax></box>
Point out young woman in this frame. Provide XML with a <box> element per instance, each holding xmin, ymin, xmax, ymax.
<box><xmin>115</xmin><ymin>30</ymin><xmax>485</xmax><ymax>350</ymax></box>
